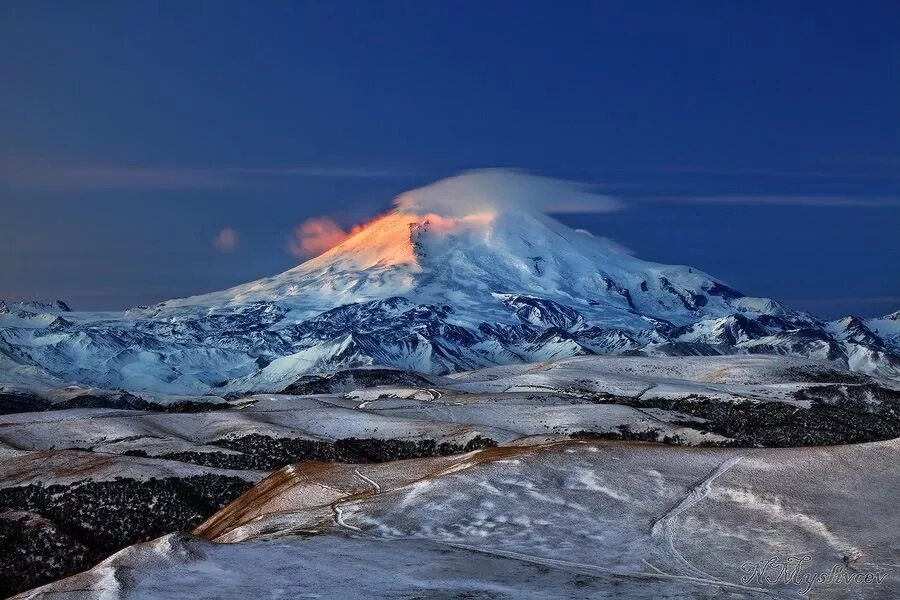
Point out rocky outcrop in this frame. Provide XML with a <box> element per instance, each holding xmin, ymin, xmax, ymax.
<box><xmin>0</xmin><ymin>511</ymin><xmax>92</xmax><ymax>598</ymax></box>
<box><xmin>281</xmin><ymin>367</ymin><xmax>437</xmax><ymax>395</ymax></box>
<box><xmin>0</xmin><ymin>475</ymin><xmax>253</xmax><ymax>597</ymax></box>
<box><xmin>637</xmin><ymin>391</ymin><xmax>900</xmax><ymax>447</ymax></box>
<box><xmin>0</xmin><ymin>392</ymin><xmax>50</xmax><ymax>415</ymax></box>
<box><xmin>0</xmin><ymin>391</ymin><xmax>232</xmax><ymax>416</ymax></box>
<box><xmin>153</xmin><ymin>434</ymin><xmax>499</xmax><ymax>471</ymax></box>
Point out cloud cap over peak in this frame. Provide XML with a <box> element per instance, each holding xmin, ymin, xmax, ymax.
<box><xmin>394</xmin><ymin>169</ymin><xmax>623</xmax><ymax>218</ymax></box>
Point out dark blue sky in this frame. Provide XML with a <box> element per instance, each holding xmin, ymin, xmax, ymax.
<box><xmin>1</xmin><ymin>1</ymin><xmax>898</xmax><ymax>317</ymax></box>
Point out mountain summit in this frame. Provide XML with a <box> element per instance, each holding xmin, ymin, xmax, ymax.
<box><xmin>2</xmin><ymin>171</ymin><xmax>898</xmax><ymax>393</ymax></box>
<box><xmin>162</xmin><ymin>171</ymin><xmax>766</xmax><ymax>327</ymax></box>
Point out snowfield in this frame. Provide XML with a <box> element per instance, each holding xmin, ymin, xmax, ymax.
<box><xmin>3</xmin><ymin>356</ymin><xmax>898</xmax><ymax>464</ymax></box>
<box><xmin>2</xmin><ymin>354</ymin><xmax>900</xmax><ymax>596</ymax></box>
<box><xmin>16</xmin><ymin>439</ymin><xmax>900</xmax><ymax>599</ymax></box>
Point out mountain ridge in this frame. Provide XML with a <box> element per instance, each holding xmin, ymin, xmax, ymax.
<box><xmin>1</xmin><ymin>172</ymin><xmax>898</xmax><ymax>394</ymax></box>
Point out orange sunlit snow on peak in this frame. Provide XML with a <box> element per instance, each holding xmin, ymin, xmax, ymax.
<box><xmin>299</xmin><ymin>210</ymin><xmax>497</xmax><ymax>271</ymax></box>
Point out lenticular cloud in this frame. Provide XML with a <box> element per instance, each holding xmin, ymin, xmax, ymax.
<box><xmin>393</xmin><ymin>169</ymin><xmax>623</xmax><ymax>217</ymax></box>
<box><xmin>290</xmin><ymin>170</ymin><xmax>623</xmax><ymax>259</ymax></box>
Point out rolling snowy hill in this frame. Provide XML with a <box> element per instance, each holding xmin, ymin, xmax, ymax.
<box><xmin>4</xmin><ymin>354</ymin><xmax>899</xmax><ymax>596</ymax></box>
<box><xmin>16</xmin><ymin>438</ymin><xmax>900</xmax><ymax>599</ymax></box>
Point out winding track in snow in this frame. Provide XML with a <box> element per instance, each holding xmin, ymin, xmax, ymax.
<box><xmin>649</xmin><ymin>454</ymin><xmax>744</xmax><ymax>581</ymax></box>
<box><xmin>442</xmin><ymin>541</ymin><xmax>786</xmax><ymax>598</ymax></box>
<box><xmin>330</xmin><ymin>469</ymin><xmax>382</xmax><ymax>533</ymax></box>
<box><xmin>306</xmin><ymin>444</ymin><xmax>788</xmax><ymax>597</ymax></box>
<box><xmin>331</xmin><ymin>504</ymin><xmax>361</xmax><ymax>532</ymax></box>
<box><xmin>353</xmin><ymin>469</ymin><xmax>381</xmax><ymax>494</ymax></box>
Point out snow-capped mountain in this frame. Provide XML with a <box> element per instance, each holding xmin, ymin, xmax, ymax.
<box><xmin>1</xmin><ymin>171</ymin><xmax>898</xmax><ymax>394</ymax></box>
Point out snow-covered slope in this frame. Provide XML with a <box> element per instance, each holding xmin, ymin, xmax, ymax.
<box><xmin>18</xmin><ymin>439</ymin><xmax>900</xmax><ymax>599</ymax></box>
<box><xmin>160</xmin><ymin>207</ymin><xmax>750</xmax><ymax>330</ymax></box>
<box><xmin>4</xmin><ymin>354</ymin><xmax>900</xmax><ymax>597</ymax></box>
<box><xmin>1</xmin><ymin>171</ymin><xmax>898</xmax><ymax>394</ymax></box>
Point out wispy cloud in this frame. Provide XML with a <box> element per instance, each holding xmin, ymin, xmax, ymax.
<box><xmin>785</xmin><ymin>296</ymin><xmax>900</xmax><ymax>306</ymax></box>
<box><xmin>212</xmin><ymin>228</ymin><xmax>239</xmax><ymax>252</ymax></box>
<box><xmin>287</xmin><ymin>217</ymin><xmax>364</xmax><ymax>258</ymax></box>
<box><xmin>651</xmin><ymin>165</ymin><xmax>874</xmax><ymax>179</ymax></box>
<box><xmin>0</xmin><ymin>161</ymin><xmax>412</xmax><ymax>191</ymax></box>
<box><xmin>836</xmin><ymin>155</ymin><xmax>900</xmax><ymax>168</ymax></box>
<box><xmin>233</xmin><ymin>166</ymin><xmax>410</xmax><ymax>178</ymax></box>
<box><xmin>645</xmin><ymin>195</ymin><xmax>900</xmax><ymax>207</ymax></box>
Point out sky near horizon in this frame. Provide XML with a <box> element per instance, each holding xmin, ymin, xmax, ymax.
<box><xmin>1</xmin><ymin>1</ymin><xmax>898</xmax><ymax>318</ymax></box>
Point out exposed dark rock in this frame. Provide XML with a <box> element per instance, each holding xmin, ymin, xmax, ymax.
<box><xmin>164</xmin><ymin>438</ymin><xmax>341</xmax><ymax>471</ymax></box>
<box><xmin>0</xmin><ymin>511</ymin><xmax>92</xmax><ymax>598</ymax></box>
<box><xmin>703</xmin><ymin>282</ymin><xmax>744</xmax><ymax>300</ymax></box>
<box><xmin>0</xmin><ymin>391</ymin><xmax>232</xmax><ymax>416</ymax></box>
<box><xmin>745</xmin><ymin>328</ymin><xmax>847</xmax><ymax>362</ymax></box>
<box><xmin>0</xmin><ymin>476</ymin><xmax>253</xmax><ymax>554</ymax></box>
<box><xmin>570</xmin><ymin>426</ymin><xmax>663</xmax><ymax>443</ymax></box>
<box><xmin>158</xmin><ymin>434</ymin><xmax>499</xmax><ymax>471</ymax></box>
<box><xmin>55</xmin><ymin>393</ymin><xmax>153</xmax><ymax>411</ymax></box>
<box><xmin>0</xmin><ymin>392</ymin><xmax>50</xmax><ymax>415</ymax></box>
<box><xmin>0</xmin><ymin>475</ymin><xmax>253</xmax><ymax>597</ymax></box>
<box><xmin>833</xmin><ymin>316</ymin><xmax>886</xmax><ymax>349</ymax></box>
<box><xmin>644</xmin><ymin>316</ymin><xmax>678</xmax><ymax>339</ymax></box>
<box><xmin>146</xmin><ymin>399</ymin><xmax>234</xmax><ymax>413</ymax></box>
<box><xmin>601</xmin><ymin>277</ymin><xmax>635</xmax><ymax>310</ymax></box>
<box><xmin>574</xmin><ymin>327</ymin><xmax>640</xmax><ymax>352</ymax></box>
<box><xmin>659</xmin><ymin>277</ymin><xmax>708</xmax><ymax>311</ymax></box>
<box><xmin>671</xmin><ymin>314</ymin><xmax>769</xmax><ymax>346</ymax></box>
<box><xmin>783</xmin><ymin>366</ymin><xmax>870</xmax><ymax>385</ymax></box>
<box><xmin>334</xmin><ymin>435</ymin><xmax>497</xmax><ymax>462</ymax></box>
<box><xmin>2</xmin><ymin>279</ymin><xmax>898</xmax><ymax>390</ymax></box>
<box><xmin>563</xmin><ymin>378</ymin><xmax>900</xmax><ymax>447</ymax></box>
<box><xmin>639</xmin><ymin>391</ymin><xmax>900</xmax><ymax>447</ymax></box>
<box><xmin>285</xmin><ymin>297</ymin><xmax>450</xmax><ymax>342</ymax></box>
<box><xmin>47</xmin><ymin>316</ymin><xmax>73</xmax><ymax>331</ymax></box>
<box><xmin>793</xmin><ymin>383</ymin><xmax>900</xmax><ymax>409</ymax></box>
<box><xmin>569</xmin><ymin>426</ymin><xmax>699</xmax><ymax>446</ymax></box>
<box><xmin>498</xmin><ymin>295</ymin><xmax>584</xmax><ymax>330</ymax></box>
<box><xmin>642</xmin><ymin>342</ymin><xmax>729</xmax><ymax>357</ymax></box>
<box><xmin>0</xmin><ymin>429</ymin><xmax>495</xmax><ymax>594</ymax></box>
<box><xmin>281</xmin><ymin>367</ymin><xmax>436</xmax><ymax>395</ymax></box>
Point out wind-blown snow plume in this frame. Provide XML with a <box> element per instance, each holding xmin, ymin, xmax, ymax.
<box><xmin>393</xmin><ymin>169</ymin><xmax>623</xmax><ymax>217</ymax></box>
<box><xmin>289</xmin><ymin>217</ymin><xmax>361</xmax><ymax>258</ymax></box>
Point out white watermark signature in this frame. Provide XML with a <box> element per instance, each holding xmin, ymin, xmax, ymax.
<box><xmin>740</xmin><ymin>556</ymin><xmax>888</xmax><ymax>594</ymax></box>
